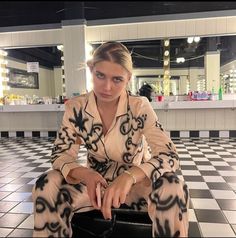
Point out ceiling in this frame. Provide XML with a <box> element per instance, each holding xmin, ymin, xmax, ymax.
<box><xmin>2</xmin><ymin>1</ymin><xmax>236</xmax><ymax>69</ymax></box>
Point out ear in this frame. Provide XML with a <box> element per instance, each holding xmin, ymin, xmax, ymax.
<box><xmin>87</xmin><ymin>60</ymin><xmax>94</xmax><ymax>73</ymax></box>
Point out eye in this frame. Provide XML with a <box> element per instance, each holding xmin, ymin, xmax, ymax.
<box><xmin>96</xmin><ymin>72</ymin><xmax>104</xmax><ymax>79</ymax></box>
<box><xmin>113</xmin><ymin>77</ymin><xmax>123</xmax><ymax>83</ymax></box>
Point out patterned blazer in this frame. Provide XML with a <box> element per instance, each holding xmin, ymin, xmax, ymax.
<box><xmin>51</xmin><ymin>90</ymin><xmax>179</xmax><ymax>184</ymax></box>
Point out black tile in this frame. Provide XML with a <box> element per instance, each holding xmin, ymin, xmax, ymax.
<box><xmin>10</xmin><ymin>178</ymin><xmax>33</xmax><ymax>184</ymax></box>
<box><xmin>1</xmin><ymin>131</ymin><xmax>9</xmax><ymax>138</ymax></box>
<box><xmin>206</xmin><ymin>182</ymin><xmax>231</xmax><ymax>190</ymax></box>
<box><xmin>180</xmin><ymin>165</ymin><xmax>198</xmax><ymax>170</ymax></box>
<box><xmin>195</xmin><ymin>209</ymin><xmax>227</xmax><ymax>223</ymax></box>
<box><xmin>16</xmin><ymin>184</ymin><xmax>34</xmax><ymax>192</ymax></box>
<box><xmin>32</xmin><ymin>131</ymin><xmax>40</xmax><ymax>138</ymax></box>
<box><xmin>209</xmin><ymin>131</ymin><xmax>219</xmax><ymax>137</ymax></box>
<box><xmin>189</xmin><ymin>189</ymin><xmax>213</xmax><ymax>198</ymax></box>
<box><xmin>188</xmin><ymin>222</ymin><xmax>202</xmax><ymax>237</ymax></box>
<box><xmin>48</xmin><ymin>131</ymin><xmax>57</xmax><ymax>137</ymax></box>
<box><xmin>0</xmin><ymin>213</ymin><xmax>29</xmax><ymax>228</ymax></box>
<box><xmin>8</xmin><ymin>229</ymin><xmax>33</xmax><ymax>237</ymax></box>
<box><xmin>190</xmin><ymin>131</ymin><xmax>199</xmax><ymax>137</ymax></box>
<box><xmin>229</xmin><ymin>130</ymin><xmax>236</xmax><ymax>137</ymax></box>
<box><xmin>216</xmin><ymin>199</ymin><xmax>236</xmax><ymax>210</ymax></box>
<box><xmin>16</xmin><ymin>131</ymin><xmax>24</xmax><ymax>138</ymax></box>
<box><xmin>31</xmin><ymin>167</ymin><xmax>50</xmax><ymax>172</ymax></box>
<box><xmin>183</xmin><ymin>176</ymin><xmax>204</xmax><ymax>182</ymax></box>
<box><xmin>170</xmin><ymin>131</ymin><xmax>180</xmax><ymax>138</ymax></box>
<box><xmin>200</xmin><ymin>171</ymin><xmax>219</xmax><ymax>176</ymax></box>
<box><xmin>194</xmin><ymin>161</ymin><xmax>211</xmax><ymax>166</ymax></box>
<box><xmin>223</xmin><ymin>176</ymin><xmax>236</xmax><ymax>183</ymax></box>
<box><xmin>215</xmin><ymin>166</ymin><xmax>234</xmax><ymax>171</ymax></box>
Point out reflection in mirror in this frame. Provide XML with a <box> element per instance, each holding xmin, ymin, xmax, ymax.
<box><xmin>91</xmin><ymin>35</ymin><xmax>236</xmax><ymax>99</ymax></box>
<box><xmin>0</xmin><ymin>46</ymin><xmax>63</xmax><ymax>105</ymax></box>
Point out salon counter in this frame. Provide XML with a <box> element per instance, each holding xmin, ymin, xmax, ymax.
<box><xmin>0</xmin><ymin>104</ymin><xmax>65</xmax><ymax>132</ymax></box>
<box><xmin>0</xmin><ymin>100</ymin><xmax>236</xmax><ymax>135</ymax></box>
<box><xmin>151</xmin><ymin>100</ymin><xmax>236</xmax><ymax>131</ymax></box>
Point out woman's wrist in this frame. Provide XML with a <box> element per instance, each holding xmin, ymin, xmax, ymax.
<box><xmin>124</xmin><ymin>170</ymin><xmax>137</xmax><ymax>185</ymax></box>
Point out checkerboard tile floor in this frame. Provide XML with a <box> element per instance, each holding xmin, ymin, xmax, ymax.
<box><xmin>0</xmin><ymin>137</ymin><xmax>235</xmax><ymax>237</ymax></box>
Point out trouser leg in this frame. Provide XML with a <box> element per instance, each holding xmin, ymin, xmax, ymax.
<box><xmin>125</xmin><ymin>172</ymin><xmax>189</xmax><ymax>237</ymax></box>
<box><xmin>32</xmin><ymin>170</ymin><xmax>92</xmax><ymax>237</ymax></box>
<box><xmin>148</xmin><ymin>172</ymin><xmax>189</xmax><ymax>237</ymax></box>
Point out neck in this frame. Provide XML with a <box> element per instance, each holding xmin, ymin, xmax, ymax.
<box><xmin>96</xmin><ymin>97</ymin><xmax>119</xmax><ymax>109</ymax></box>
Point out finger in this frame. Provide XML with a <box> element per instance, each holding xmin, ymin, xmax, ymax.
<box><xmin>102</xmin><ymin>190</ymin><xmax>112</xmax><ymax>220</ymax></box>
<box><xmin>88</xmin><ymin>186</ymin><xmax>98</xmax><ymax>209</ymax></box>
<box><xmin>120</xmin><ymin>192</ymin><xmax>127</xmax><ymax>204</ymax></box>
<box><xmin>112</xmin><ymin>192</ymin><xmax>120</xmax><ymax>208</ymax></box>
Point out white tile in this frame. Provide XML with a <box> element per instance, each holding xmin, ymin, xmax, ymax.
<box><xmin>185</xmin><ymin>182</ymin><xmax>209</xmax><ymax>190</ymax></box>
<box><xmin>9</xmin><ymin>202</ymin><xmax>33</xmax><ymax>214</ymax></box>
<box><xmin>24</xmin><ymin>131</ymin><xmax>32</xmax><ymax>137</ymax></box>
<box><xmin>0</xmin><ymin>228</ymin><xmax>13</xmax><ymax>237</ymax></box>
<box><xmin>203</xmin><ymin>176</ymin><xmax>225</xmax><ymax>183</ymax></box>
<box><xmin>229</xmin><ymin>183</ymin><xmax>236</xmax><ymax>191</ymax></box>
<box><xmin>216</xmin><ymin>151</ymin><xmax>232</xmax><ymax>156</ymax></box>
<box><xmin>22</xmin><ymin>172</ymin><xmax>44</xmax><ymax>178</ymax></box>
<box><xmin>196</xmin><ymin>165</ymin><xmax>216</xmax><ymax>171</ymax></box>
<box><xmin>223</xmin><ymin>158</ymin><xmax>236</xmax><ymax>162</ymax></box>
<box><xmin>219</xmin><ymin>131</ymin><xmax>229</xmax><ymax>138</ymax></box>
<box><xmin>210</xmin><ymin>161</ymin><xmax>229</xmax><ymax>166</ymax></box>
<box><xmin>199</xmin><ymin>149</ymin><xmax>214</xmax><ymax>152</ymax></box>
<box><xmin>188</xmin><ymin>209</ymin><xmax>197</xmax><ymax>222</ymax></box>
<box><xmin>199</xmin><ymin>131</ymin><xmax>209</xmax><ymax>137</ymax></box>
<box><xmin>18</xmin><ymin>214</ymin><xmax>34</xmax><ymax>229</ymax></box>
<box><xmin>223</xmin><ymin>210</ymin><xmax>236</xmax><ymax>224</ymax></box>
<box><xmin>199</xmin><ymin>223</ymin><xmax>235</xmax><ymax>237</ymax></box>
<box><xmin>180</xmin><ymin>131</ymin><xmax>189</xmax><ymax>138</ymax></box>
<box><xmin>191</xmin><ymin>198</ymin><xmax>220</xmax><ymax>210</ymax></box>
<box><xmin>218</xmin><ymin>171</ymin><xmax>236</xmax><ymax>176</ymax></box>
<box><xmin>9</xmin><ymin>132</ymin><xmax>16</xmax><ymax>137</ymax></box>
<box><xmin>211</xmin><ymin>190</ymin><xmax>236</xmax><ymax>200</ymax></box>
<box><xmin>205</xmin><ymin>154</ymin><xmax>221</xmax><ymax>159</ymax></box>
<box><xmin>188</xmin><ymin>151</ymin><xmax>204</xmax><ymax>155</ymax></box>
<box><xmin>14</xmin><ymin>167</ymin><xmax>35</xmax><ymax>172</ymax></box>
<box><xmin>181</xmin><ymin>170</ymin><xmax>201</xmax><ymax>176</ymax></box>
<box><xmin>180</xmin><ymin>161</ymin><xmax>195</xmax><ymax>165</ymax></box>
<box><xmin>192</xmin><ymin>157</ymin><xmax>209</xmax><ymax>162</ymax></box>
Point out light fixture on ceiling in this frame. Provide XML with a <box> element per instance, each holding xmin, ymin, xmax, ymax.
<box><xmin>187</xmin><ymin>36</ymin><xmax>201</xmax><ymax>44</ymax></box>
<box><xmin>176</xmin><ymin>57</ymin><xmax>185</xmax><ymax>63</ymax></box>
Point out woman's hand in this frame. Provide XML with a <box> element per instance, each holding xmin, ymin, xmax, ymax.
<box><xmin>101</xmin><ymin>172</ymin><xmax>134</xmax><ymax>220</ymax></box>
<box><xmin>67</xmin><ymin>167</ymin><xmax>107</xmax><ymax>209</ymax></box>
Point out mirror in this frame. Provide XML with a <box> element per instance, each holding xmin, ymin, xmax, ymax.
<box><xmin>0</xmin><ymin>45</ymin><xmax>64</xmax><ymax>104</ymax></box>
<box><xmin>91</xmin><ymin>35</ymin><xmax>236</xmax><ymax>96</ymax></box>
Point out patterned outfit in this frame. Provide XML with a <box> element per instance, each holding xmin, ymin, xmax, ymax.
<box><xmin>32</xmin><ymin>90</ymin><xmax>189</xmax><ymax>237</ymax></box>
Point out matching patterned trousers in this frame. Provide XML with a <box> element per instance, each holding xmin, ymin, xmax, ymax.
<box><xmin>32</xmin><ymin>168</ymin><xmax>189</xmax><ymax>237</ymax></box>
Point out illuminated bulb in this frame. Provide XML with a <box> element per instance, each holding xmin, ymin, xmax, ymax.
<box><xmin>164</xmin><ymin>50</ymin><xmax>169</xmax><ymax>56</ymax></box>
<box><xmin>57</xmin><ymin>45</ymin><xmax>64</xmax><ymax>51</ymax></box>
<box><xmin>164</xmin><ymin>60</ymin><xmax>169</xmax><ymax>66</ymax></box>
<box><xmin>164</xmin><ymin>40</ymin><xmax>169</xmax><ymax>47</ymax></box>
<box><xmin>194</xmin><ymin>36</ymin><xmax>200</xmax><ymax>42</ymax></box>
<box><xmin>0</xmin><ymin>50</ymin><xmax>8</xmax><ymax>56</ymax></box>
<box><xmin>187</xmin><ymin>37</ymin><xmax>194</xmax><ymax>44</ymax></box>
<box><xmin>165</xmin><ymin>70</ymin><xmax>170</xmax><ymax>75</ymax></box>
<box><xmin>61</xmin><ymin>56</ymin><xmax>64</xmax><ymax>61</ymax></box>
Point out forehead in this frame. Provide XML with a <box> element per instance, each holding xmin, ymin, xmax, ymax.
<box><xmin>94</xmin><ymin>61</ymin><xmax>128</xmax><ymax>76</ymax></box>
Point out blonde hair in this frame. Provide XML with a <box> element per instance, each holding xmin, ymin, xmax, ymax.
<box><xmin>87</xmin><ymin>41</ymin><xmax>133</xmax><ymax>74</ymax></box>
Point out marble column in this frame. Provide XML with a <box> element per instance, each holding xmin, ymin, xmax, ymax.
<box><xmin>62</xmin><ymin>20</ymin><xmax>87</xmax><ymax>98</ymax></box>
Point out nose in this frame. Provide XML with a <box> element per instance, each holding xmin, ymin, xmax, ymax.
<box><xmin>103</xmin><ymin>79</ymin><xmax>112</xmax><ymax>91</ymax></box>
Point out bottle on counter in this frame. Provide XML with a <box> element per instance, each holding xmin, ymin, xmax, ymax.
<box><xmin>218</xmin><ymin>86</ymin><xmax>223</xmax><ymax>100</ymax></box>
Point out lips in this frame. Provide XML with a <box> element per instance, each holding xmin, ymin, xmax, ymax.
<box><xmin>100</xmin><ymin>93</ymin><xmax>112</xmax><ymax>97</ymax></box>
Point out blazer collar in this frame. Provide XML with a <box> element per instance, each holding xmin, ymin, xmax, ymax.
<box><xmin>84</xmin><ymin>90</ymin><xmax>128</xmax><ymax>119</ymax></box>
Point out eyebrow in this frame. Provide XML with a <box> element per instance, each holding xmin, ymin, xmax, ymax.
<box><xmin>95</xmin><ymin>70</ymin><xmax>123</xmax><ymax>78</ymax></box>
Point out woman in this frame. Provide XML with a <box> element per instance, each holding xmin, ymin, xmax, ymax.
<box><xmin>32</xmin><ymin>41</ymin><xmax>189</xmax><ymax>237</ymax></box>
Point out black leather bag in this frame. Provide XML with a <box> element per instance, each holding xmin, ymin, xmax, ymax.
<box><xmin>71</xmin><ymin>207</ymin><xmax>152</xmax><ymax>238</ymax></box>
